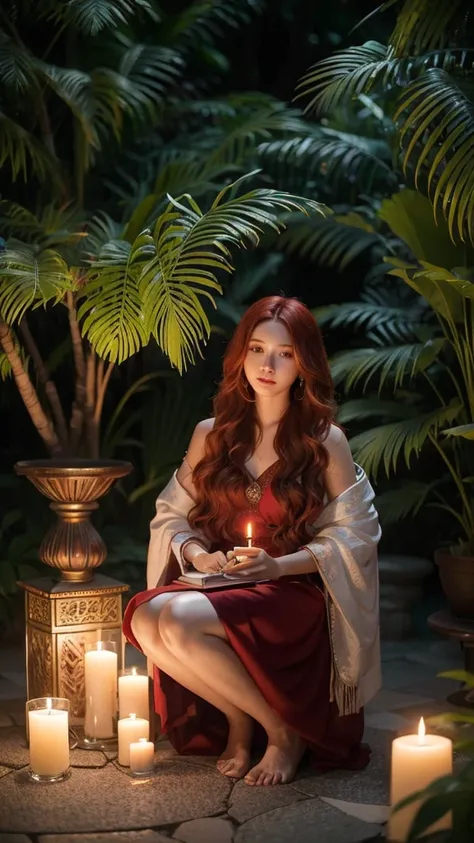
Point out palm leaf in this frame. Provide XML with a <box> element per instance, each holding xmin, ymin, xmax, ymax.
<box><xmin>388</xmin><ymin>0</ymin><xmax>469</xmax><ymax>56</ymax></box>
<box><xmin>296</xmin><ymin>40</ymin><xmax>474</xmax><ymax>117</ymax></box>
<box><xmin>78</xmin><ymin>240</ymin><xmax>149</xmax><ymax>363</ymax></box>
<box><xmin>258</xmin><ymin>128</ymin><xmax>396</xmax><ymax>193</ymax></box>
<box><xmin>0</xmin><ymin>111</ymin><xmax>58</xmax><ymax>183</ymax></box>
<box><xmin>0</xmin><ymin>243</ymin><xmax>72</xmax><ymax>323</ymax></box>
<box><xmin>83</xmin><ymin>213</ymin><xmax>124</xmax><ymax>258</ymax></box>
<box><xmin>337</xmin><ymin>397</ymin><xmax>419</xmax><ymax>424</ymax></box>
<box><xmin>277</xmin><ymin>214</ymin><xmax>381</xmax><ymax>271</ymax></box>
<box><xmin>350</xmin><ymin>399</ymin><xmax>463</xmax><ymax>478</ymax></box>
<box><xmin>115</xmin><ymin>37</ymin><xmax>184</xmax><ymax>120</ymax></box>
<box><xmin>50</xmin><ymin>0</ymin><xmax>158</xmax><ymax>35</ymax></box>
<box><xmin>393</xmin><ymin>70</ymin><xmax>474</xmax><ymax>243</ymax></box>
<box><xmin>375</xmin><ymin>480</ymin><xmax>436</xmax><ymax>523</ymax></box>
<box><xmin>131</xmin><ymin>173</ymin><xmax>326</xmax><ymax>371</ymax></box>
<box><xmin>0</xmin><ymin>31</ymin><xmax>37</xmax><ymax>93</ymax></box>
<box><xmin>316</xmin><ymin>299</ymin><xmax>422</xmax><ymax>344</ymax></box>
<box><xmin>164</xmin><ymin>0</ymin><xmax>263</xmax><ymax>46</ymax></box>
<box><xmin>330</xmin><ymin>339</ymin><xmax>442</xmax><ymax>393</ymax></box>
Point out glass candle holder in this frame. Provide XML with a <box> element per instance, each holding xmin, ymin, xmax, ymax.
<box><xmin>27</xmin><ymin>697</ymin><xmax>70</xmax><ymax>782</ymax></box>
<box><xmin>118</xmin><ymin>666</ymin><xmax>149</xmax><ymax>722</ymax></box>
<box><xmin>130</xmin><ymin>737</ymin><xmax>155</xmax><ymax>776</ymax></box>
<box><xmin>83</xmin><ymin>640</ymin><xmax>118</xmax><ymax>748</ymax></box>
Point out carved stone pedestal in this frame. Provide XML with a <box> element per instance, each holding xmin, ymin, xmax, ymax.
<box><xmin>18</xmin><ymin>573</ymin><xmax>129</xmax><ymax>724</ymax></box>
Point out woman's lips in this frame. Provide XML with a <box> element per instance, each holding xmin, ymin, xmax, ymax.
<box><xmin>257</xmin><ymin>377</ymin><xmax>276</xmax><ymax>385</ymax></box>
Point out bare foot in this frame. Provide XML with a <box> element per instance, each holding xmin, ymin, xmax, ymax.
<box><xmin>217</xmin><ymin>716</ymin><xmax>253</xmax><ymax>779</ymax></box>
<box><xmin>244</xmin><ymin>725</ymin><xmax>305</xmax><ymax>786</ymax></box>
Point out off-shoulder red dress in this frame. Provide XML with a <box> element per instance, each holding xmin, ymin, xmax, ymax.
<box><xmin>122</xmin><ymin>463</ymin><xmax>370</xmax><ymax>771</ymax></box>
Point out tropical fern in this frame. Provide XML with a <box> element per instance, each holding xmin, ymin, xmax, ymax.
<box><xmin>330</xmin><ymin>338</ymin><xmax>444</xmax><ymax>393</ymax></box>
<box><xmin>277</xmin><ymin>212</ymin><xmax>383</xmax><ymax>271</ymax></box>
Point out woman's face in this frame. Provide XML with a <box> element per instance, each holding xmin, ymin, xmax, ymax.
<box><xmin>243</xmin><ymin>319</ymin><xmax>299</xmax><ymax>399</ymax></box>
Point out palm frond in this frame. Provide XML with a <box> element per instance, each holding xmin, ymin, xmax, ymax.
<box><xmin>258</xmin><ymin>128</ymin><xmax>396</xmax><ymax>194</ymax></box>
<box><xmin>375</xmin><ymin>480</ymin><xmax>436</xmax><ymax>524</ymax></box>
<box><xmin>314</xmin><ymin>300</ymin><xmax>422</xmax><ymax>343</ymax></box>
<box><xmin>83</xmin><ymin>213</ymin><xmax>124</xmax><ymax>258</ymax></box>
<box><xmin>350</xmin><ymin>399</ymin><xmax>462</xmax><ymax>479</ymax></box>
<box><xmin>277</xmin><ymin>213</ymin><xmax>381</xmax><ymax>271</ymax></box>
<box><xmin>330</xmin><ymin>338</ymin><xmax>441</xmax><ymax>393</ymax></box>
<box><xmin>0</xmin><ymin>201</ymin><xmax>85</xmax><ymax>248</ymax></box>
<box><xmin>0</xmin><ymin>111</ymin><xmax>58</xmax><ymax>183</ymax></box>
<box><xmin>204</xmin><ymin>103</ymin><xmax>309</xmax><ymax>168</ymax></box>
<box><xmin>337</xmin><ymin>396</ymin><xmax>420</xmax><ymax>424</ymax></box>
<box><xmin>165</xmin><ymin>0</ymin><xmax>263</xmax><ymax>47</ymax></box>
<box><xmin>50</xmin><ymin>0</ymin><xmax>159</xmax><ymax>35</ymax></box>
<box><xmin>388</xmin><ymin>0</ymin><xmax>469</xmax><ymax>56</ymax></box>
<box><xmin>296</xmin><ymin>40</ymin><xmax>474</xmax><ymax>117</ymax></box>
<box><xmin>0</xmin><ymin>243</ymin><xmax>72</xmax><ymax>323</ymax></box>
<box><xmin>78</xmin><ymin>240</ymin><xmax>149</xmax><ymax>363</ymax></box>
<box><xmin>393</xmin><ymin>69</ymin><xmax>474</xmax><ymax>244</ymax></box>
<box><xmin>0</xmin><ymin>31</ymin><xmax>37</xmax><ymax>92</ymax></box>
<box><xmin>128</xmin><ymin>174</ymin><xmax>327</xmax><ymax>371</ymax></box>
<box><xmin>115</xmin><ymin>37</ymin><xmax>184</xmax><ymax>121</ymax></box>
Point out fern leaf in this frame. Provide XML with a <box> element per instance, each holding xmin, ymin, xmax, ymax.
<box><xmin>278</xmin><ymin>215</ymin><xmax>380</xmax><ymax>271</ymax></box>
<box><xmin>330</xmin><ymin>340</ymin><xmax>437</xmax><ymax>393</ymax></box>
<box><xmin>388</xmin><ymin>0</ymin><xmax>469</xmax><ymax>56</ymax></box>
<box><xmin>50</xmin><ymin>0</ymin><xmax>158</xmax><ymax>35</ymax></box>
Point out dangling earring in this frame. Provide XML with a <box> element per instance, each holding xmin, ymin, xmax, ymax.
<box><xmin>238</xmin><ymin>374</ymin><xmax>256</xmax><ymax>403</ymax></box>
<box><xmin>294</xmin><ymin>375</ymin><xmax>305</xmax><ymax>401</ymax></box>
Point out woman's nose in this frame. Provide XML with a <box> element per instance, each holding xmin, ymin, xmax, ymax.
<box><xmin>260</xmin><ymin>356</ymin><xmax>275</xmax><ymax>372</ymax></box>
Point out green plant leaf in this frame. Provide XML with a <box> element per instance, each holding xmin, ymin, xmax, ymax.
<box><xmin>443</xmin><ymin>424</ymin><xmax>474</xmax><ymax>441</ymax></box>
<box><xmin>349</xmin><ymin>399</ymin><xmax>463</xmax><ymax>479</ymax></box>
<box><xmin>375</xmin><ymin>481</ymin><xmax>436</xmax><ymax>523</ymax></box>
<box><xmin>49</xmin><ymin>0</ymin><xmax>159</xmax><ymax>35</ymax></box>
<box><xmin>0</xmin><ymin>243</ymin><xmax>72</xmax><ymax>323</ymax></box>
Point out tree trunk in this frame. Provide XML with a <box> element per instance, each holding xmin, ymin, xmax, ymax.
<box><xmin>0</xmin><ymin>321</ymin><xmax>62</xmax><ymax>456</ymax></box>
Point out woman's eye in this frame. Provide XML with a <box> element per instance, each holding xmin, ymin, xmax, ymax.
<box><xmin>249</xmin><ymin>346</ymin><xmax>263</xmax><ymax>353</ymax></box>
<box><xmin>281</xmin><ymin>351</ymin><xmax>293</xmax><ymax>358</ymax></box>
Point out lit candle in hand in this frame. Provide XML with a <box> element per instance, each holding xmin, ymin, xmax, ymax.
<box><xmin>246</xmin><ymin>522</ymin><xmax>253</xmax><ymax>548</ymax></box>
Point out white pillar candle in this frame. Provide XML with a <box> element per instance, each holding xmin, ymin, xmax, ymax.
<box><xmin>84</xmin><ymin>642</ymin><xmax>118</xmax><ymax>739</ymax></box>
<box><xmin>118</xmin><ymin>668</ymin><xmax>149</xmax><ymax>721</ymax></box>
<box><xmin>118</xmin><ymin>713</ymin><xmax>149</xmax><ymax>766</ymax></box>
<box><xmin>130</xmin><ymin>737</ymin><xmax>155</xmax><ymax>774</ymax></box>
<box><xmin>388</xmin><ymin>718</ymin><xmax>453</xmax><ymax>842</ymax></box>
<box><xmin>28</xmin><ymin>698</ymin><xmax>69</xmax><ymax>777</ymax></box>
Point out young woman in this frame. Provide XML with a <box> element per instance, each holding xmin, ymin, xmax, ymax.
<box><xmin>123</xmin><ymin>296</ymin><xmax>381</xmax><ymax>787</ymax></box>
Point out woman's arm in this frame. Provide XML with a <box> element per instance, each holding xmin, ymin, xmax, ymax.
<box><xmin>175</xmin><ymin>417</ymin><xmax>216</xmax><ymax>567</ymax></box>
<box><xmin>276</xmin><ymin>424</ymin><xmax>356</xmax><ymax>577</ymax></box>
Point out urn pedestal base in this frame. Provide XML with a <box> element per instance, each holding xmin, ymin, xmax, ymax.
<box><xmin>18</xmin><ymin>573</ymin><xmax>129</xmax><ymax>725</ymax></box>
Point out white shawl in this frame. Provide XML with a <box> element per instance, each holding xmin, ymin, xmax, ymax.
<box><xmin>145</xmin><ymin>464</ymin><xmax>382</xmax><ymax>716</ymax></box>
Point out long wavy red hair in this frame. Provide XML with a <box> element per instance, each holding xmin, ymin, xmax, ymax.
<box><xmin>189</xmin><ymin>296</ymin><xmax>337</xmax><ymax>553</ymax></box>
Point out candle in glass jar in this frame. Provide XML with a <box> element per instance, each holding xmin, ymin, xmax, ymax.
<box><xmin>388</xmin><ymin>718</ymin><xmax>452</xmax><ymax>842</ymax></box>
<box><xmin>28</xmin><ymin>698</ymin><xmax>69</xmax><ymax>777</ymax></box>
<box><xmin>84</xmin><ymin>641</ymin><xmax>118</xmax><ymax>739</ymax></box>
<box><xmin>119</xmin><ymin>668</ymin><xmax>149</xmax><ymax>721</ymax></box>
<box><xmin>130</xmin><ymin>737</ymin><xmax>154</xmax><ymax>774</ymax></box>
<box><xmin>118</xmin><ymin>713</ymin><xmax>149</xmax><ymax>766</ymax></box>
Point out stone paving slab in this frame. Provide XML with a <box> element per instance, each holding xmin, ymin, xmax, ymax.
<box><xmin>228</xmin><ymin>779</ymin><xmax>305</xmax><ymax>823</ymax></box>
<box><xmin>173</xmin><ymin>817</ymin><xmax>234</xmax><ymax>842</ymax></box>
<box><xmin>39</xmin><ymin>832</ymin><xmax>171</xmax><ymax>843</ymax></box>
<box><xmin>0</xmin><ymin>761</ymin><xmax>232</xmax><ymax>834</ymax></box>
<box><xmin>234</xmin><ymin>797</ymin><xmax>383</xmax><ymax>843</ymax></box>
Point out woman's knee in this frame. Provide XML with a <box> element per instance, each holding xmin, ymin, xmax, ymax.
<box><xmin>159</xmin><ymin>594</ymin><xmax>205</xmax><ymax>650</ymax></box>
<box><xmin>130</xmin><ymin>593</ymin><xmax>176</xmax><ymax>646</ymax></box>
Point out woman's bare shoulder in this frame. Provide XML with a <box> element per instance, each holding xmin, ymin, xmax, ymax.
<box><xmin>321</xmin><ymin>423</ymin><xmax>357</xmax><ymax>500</ymax></box>
<box><xmin>185</xmin><ymin>418</ymin><xmax>215</xmax><ymax>468</ymax></box>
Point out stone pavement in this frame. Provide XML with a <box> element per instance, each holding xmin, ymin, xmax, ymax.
<box><xmin>0</xmin><ymin>630</ymin><xmax>468</xmax><ymax>843</ymax></box>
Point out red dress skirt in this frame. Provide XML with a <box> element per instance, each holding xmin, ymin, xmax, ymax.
<box><xmin>122</xmin><ymin>469</ymin><xmax>370</xmax><ymax>772</ymax></box>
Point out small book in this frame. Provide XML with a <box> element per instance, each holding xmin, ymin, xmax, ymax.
<box><xmin>174</xmin><ymin>570</ymin><xmax>267</xmax><ymax>589</ymax></box>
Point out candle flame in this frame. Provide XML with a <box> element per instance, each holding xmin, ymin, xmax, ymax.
<box><xmin>46</xmin><ymin>697</ymin><xmax>52</xmax><ymax>710</ymax></box>
<box><xmin>246</xmin><ymin>522</ymin><xmax>252</xmax><ymax>538</ymax></box>
<box><xmin>130</xmin><ymin>713</ymin><xmax>136</xmax><ymax>720</ymax></box>
<box><xmin>417</xmin><ymin>717</ymin><xmax>426</xmax><ymax>745</ymax></box>
<box><xmin>138</xmin><ymin>737</ymin><xmax>147</xmax><ymax>742</ymax></box>
<box><xmin>132</xmin><ymin>667</ymin><xmax>137</xmax><ymax>676</ymax></box>
<box><xmin>97</xmin><ymin>640</ymin><xmax>103</xmax><ymax>651</ymax></box>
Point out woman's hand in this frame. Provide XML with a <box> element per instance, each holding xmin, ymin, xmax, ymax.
<box><xmin>192</xmin><ymin>550</ymin><xmax>228</xmax><ymax>574</ymax></box>
<box><xmin>224</xmin><ymin>547</ymin><xmax>282</xmax><ymax>580</ymax></box>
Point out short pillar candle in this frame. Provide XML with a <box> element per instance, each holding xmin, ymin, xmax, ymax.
<box><xmin>84</xmin><ymin>640</ymin><xmax>118</xmax><ymax>740</ymax></box>
<box><xmin>118</xmin><ymin>713</ymin><xmax>149</xmax><ymax>766</ymax></box>
<box><xmin>388</xmin><ymin>718</ymin><xmax>453</xmax><ymax>842</ymax></box>
<box><xmin>130</xmin><ymin>737</ymin><xmax>155</xmax><ymax>775</ymax></box>
<box><xmin>27</xmin><ymin>697</ymin><xmax>70</xmax><ymax>782</ymax></box>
